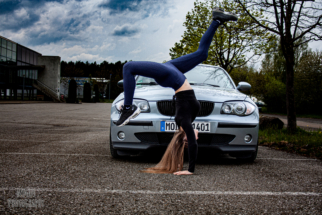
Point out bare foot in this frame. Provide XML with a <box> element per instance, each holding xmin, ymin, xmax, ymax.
<box><xmin>173</xmin><ymin>170</ymin><xmax>193</xmax><ymax>175</ymax></box>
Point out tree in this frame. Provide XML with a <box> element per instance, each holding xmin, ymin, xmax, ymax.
<box><xmin>61</xmin><ymin>60</ymin><xmax>127</xmax><ymax>100</ymax></box>
<box><xmin>67</xmin><ymin>79</ymin><xmax>77</xmax><ymax>103</ymax></box>
<box><xmin>230</xmin><ymin>65</ymin><xmax>266</xmax><ymax>99</ymax></box>
<box><xmin>105</xmin><ymin>61</ymin><xmax>126</xmax><ymax>100</ymax></box>
<box><xmin>95</xmin><ymin>67</ymin><xmax>108</xmax><ymax>96</ymax></box>
<box><xmin>94</xmin><ymin>84</ymin><xmax>99</xmax><ymax>102</ymax></box>
<box><xmin>169</xmin><ymin>0</ymin><xmax>274</xmax><ymax>73</ymax></box>
<box><xmin>61</xmin><ymin>61</ymin><xmax>84</xmax><ymax>77</ymax></box>
<box><xmin>83</xmin><ymin>82</ymin><xmax>92</xmax><ymax>102</ymax></box>
<box><xmin>294</xmin><ymin>50</ymin><xmax>322</xmax><ymax>114</ymax></box>
<box><xmin>235</xmin><ymin>0</ymin><xmax>322</xmax><ymax>132</ymax></box>
<box><xmin>261</xmin><ymin>36</ymin><xmax>309</xmax><ymax>84</ymax></box>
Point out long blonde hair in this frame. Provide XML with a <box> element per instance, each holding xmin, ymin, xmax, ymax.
<box><xmin>141</xmin><ymin>129</ymin><xmax>186</xmax><ymax>174</ymax></box>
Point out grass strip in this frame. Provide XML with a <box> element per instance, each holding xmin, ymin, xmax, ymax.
<box><xmin>259</xmin><ymin>128</ymin><xmax>322</xmax><ymax>160</ymax></box>
<box><xmin>260</xmin><ymin>107</ymin><xmax>322</xmax><ymax>119</ymax></box>
<box><xmin>99</xmin><ymin>99</ymin><xmax>114</xmax><ymax>103</ymax></box>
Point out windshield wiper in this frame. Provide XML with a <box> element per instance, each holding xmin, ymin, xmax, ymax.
<box><xmin>190</xmin><ymin>83</ymin><xmax>220</xmax><ymax>87</ymax></box>
<box><xmin>136</xmin><ymin>82</ymin><xmax>158</xmax><ymax>85</ymax></box>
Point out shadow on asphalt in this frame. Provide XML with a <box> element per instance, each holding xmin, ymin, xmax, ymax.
<box><xmin>113</xmin><ymin>148</ymin><xmax>254</xmax><ymax>166</ymax></box>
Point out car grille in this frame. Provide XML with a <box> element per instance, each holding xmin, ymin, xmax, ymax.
<box><xmin>157</xmin><ymin>100</ymin><xmax>214</xmax><ymax>117</ymax></box>
<box><xmin>135</xmin><ymin>132</ymin><xmax>235</xmax><ymax>146</ymax></box>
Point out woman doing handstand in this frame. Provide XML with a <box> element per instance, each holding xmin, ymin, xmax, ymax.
<box><xmin>115</xmin><ymin>8</ymin><xmax>238</xmax><ymax>175</ymax></box>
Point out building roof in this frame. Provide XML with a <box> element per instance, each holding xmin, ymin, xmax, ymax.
<box><xmin>0</xmin><ymin>35</ymin><xmax>42</xmax><ymax>55</ymax></box>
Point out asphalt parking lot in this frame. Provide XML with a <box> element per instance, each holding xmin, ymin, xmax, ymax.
<box><xmin>0</xmin><ymin>103</ymin><xmax>321</xmax><ymax>214</ymax></box>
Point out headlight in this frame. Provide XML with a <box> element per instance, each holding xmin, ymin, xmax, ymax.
<box><xmin>222</xmin><ymin>104</ymin><xmax>233</xmax><ymax>114</ymax></box>
<box><xmin>114</xmin><ymin>99</ymin><xmax>150</xmax><ymax>113</ymax></box>
<box><xmin>221</xmin><ymin>102</ymin><xmax>255</xmax><ymax>116</ymax></box>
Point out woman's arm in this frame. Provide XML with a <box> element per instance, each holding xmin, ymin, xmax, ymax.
<box><xmin>194</xmin><ymin>129</ymin><xmax>199</xmax><ymax>139</ymax></box>
<box><xmin>174</xmin><ymin>127</ymin><xmax>199</xmax><ymax>175</ymax></box>
<box><xmin>184</xmin><ymin>129</ymin><xmax>198</xmax><ymax>148</ymax></box>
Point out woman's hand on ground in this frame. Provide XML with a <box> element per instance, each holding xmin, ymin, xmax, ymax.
<box><xmin>194</xmin><ymin>129</ymin><xmax>199</xmax><ymax>140</ymax></box>
<box><xmin>173</xmin><ymin>170</ymin><xmax>193</xmax><ymax>175</ymax></box>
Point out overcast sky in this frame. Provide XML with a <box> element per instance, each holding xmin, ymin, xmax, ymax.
<box><xmin>0</xmin><ymin>0</ymin><xmax>321</xmax><ymax>64</ymax></box>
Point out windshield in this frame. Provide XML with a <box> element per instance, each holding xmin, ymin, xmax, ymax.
<box><xmin>136</xmin><ymin>65</ymin><xmax>235</xmax><ymax>89</ymax></box>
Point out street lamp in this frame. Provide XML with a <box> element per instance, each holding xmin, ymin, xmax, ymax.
<box><xmin>22</xmin><ymin>74</ymin><xmax>25</xmax><ymax>101</ymax></box>
<box><xmin>109</xmin><ymin>73</ymin><xmax>112</xmax><ymax>102</ymax></box>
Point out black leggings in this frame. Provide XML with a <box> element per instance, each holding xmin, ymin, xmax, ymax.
<box><xmin>174</xmin><ymin>90</ymin><xmax>201</xmax><ymax>173</ymax></box>
<box><xmin>122</xmin><ymin>21</ymin><xmax>220</xmax><ymax>105</ymax></box>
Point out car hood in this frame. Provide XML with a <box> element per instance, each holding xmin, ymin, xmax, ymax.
<box><xmin>116</xmin><ymin>85</ymin><xmax>247</xmax><ymax>103</ymax></box>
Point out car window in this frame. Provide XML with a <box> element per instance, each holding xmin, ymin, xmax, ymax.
<box><xmin>136</xmin><ymin>76</ymin><xmax>156</xmax><ymax>84</ymax></box>
<box><xmin>185</xmin><ymin>66</ymin><xmax>235</xmax><ymax>89</ymax></box>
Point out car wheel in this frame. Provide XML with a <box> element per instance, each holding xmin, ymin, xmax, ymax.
<box><xmin>236</xmin><ymin>142</ymin><xmax>258</xmax><ymax>163</ymax></box>
<box><xmin>110</xmin><ymin>128</ymin><xmax>120</xmax><ymax>159</ymax></box>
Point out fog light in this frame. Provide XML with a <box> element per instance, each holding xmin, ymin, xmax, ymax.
<box><xmin>118</xmin><ymin>132</ymin><xmax>125</xmax><ymax>140</ymax></box>
<box><xmin>244</xmin><ymin>134</ymin><xmax>252</xmax><ymax>143</ymax></box>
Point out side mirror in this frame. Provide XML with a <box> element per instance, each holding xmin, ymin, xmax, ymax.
<box><xmin>117</xmin><ymin>80</ymin><xmax>123</xmax><ymax>88</ymax></box>
<box><xmin>237</xmin><ymin>82</ymin><xmax>251</xmax><ymax>91</ymax></box>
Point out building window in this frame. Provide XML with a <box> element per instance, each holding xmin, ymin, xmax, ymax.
<box><xmin>12</xmin><ymin>51</ymin><xmax>16</xmax><ymax>61</ymax></box>
<box><xmin>17</xmin><ymin>45</ymin><xmax>22</xmax><ymax>61</ymax></box>
<box><xmin>7</xmin><ymin>50</ymin><xmax>12</xmax><ymax>59</ymax></box>
<box><xmin>1</xmin><ymin>38</ymin><xmax>6</xmax><ymax>48</ymax></box>
<box><xmin>0</xmin><ymin>38</ymin><xmax>17</xmax><ymax>64</ymax></box>
<box><xmin>7</xmin><ymin>41</ymin><xmax>12</xmax><ymax>50</ymax></box>
<box><xmin>1</xmin><ymin>48</ymin><xmax>6</xmax><ymax>57</ymax></box>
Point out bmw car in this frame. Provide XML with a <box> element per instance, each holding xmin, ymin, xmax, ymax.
<box><xmin>110</xmin><ymin>64</ymin><xmax>259</xmax><ymax>162</ymax></box>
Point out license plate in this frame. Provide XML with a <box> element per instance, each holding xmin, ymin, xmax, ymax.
<box><xmin>160</xmin><ymin>121</ymin><xmax>211</xmax><ymax>132</ymax></box>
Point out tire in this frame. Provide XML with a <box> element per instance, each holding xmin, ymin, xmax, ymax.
<box><xmin>110</xmin><ymin>128</ymin><xmax>120</xmax><ymax>159</ymax></box>
<box><xmin>236</xmin><ymin>142</ymin><xmax>258</xmax><ymax>163</ymax></box>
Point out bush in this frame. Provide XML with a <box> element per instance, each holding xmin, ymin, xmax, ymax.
<box><xmin>258</xmin><ymin>50</ymin><xmax>322</xmax><ymax>115</ymax></box>
<box><xmin>83</xmin><ymin>82</ymin><xmax>91</xmax><ymax>102</ymax></box>
<box><xmin>294</xmin><ymin>51</ymin><xmax>322</xmax><ymax>114</ymax></box>
<box><xmin>67</xmin><ymin>79</ymin><xmax>77</xmax><ymax>103</ymax></box>
<box><xmin>262</xmin><ymin>76</ymin><xmax>286</xmax><ymax>113</ymax></box>
<box><xmin>94</xmin><ymin>84</ymin><xmax>99</xmax><ymax>102</ymax></box>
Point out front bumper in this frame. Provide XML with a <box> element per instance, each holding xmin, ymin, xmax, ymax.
<box><xmin>110</xmin><ymin>101</ymin><xmax>259</xmax><ymax>153</ymax></box>
<box><xmin>112</xmin><ymin>141</ymin><xmax>257</xmax><ymax>153</ymax></box>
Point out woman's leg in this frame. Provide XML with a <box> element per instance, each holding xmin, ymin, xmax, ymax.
<box><xmin>168</xmin><ymin>21</ymin><xmax>220</xmax><ymax>74</ymax></box>
<box><xmin>122</xmin><ymin>61</ymin><xmax>180</xmax><ymax>106</ymax></box>
<box><xmin>116</xmin><ymin>61</ymin><xmax>185</xmax><ymax>127</ymax></box>
<box><xmin>117</xmin><ymin>61</ymin><xmax>173</xmax><ymax>126</ymax></box>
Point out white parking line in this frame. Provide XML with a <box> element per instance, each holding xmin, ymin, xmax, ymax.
<box><xmin>0</xmin><ymin>187</ymin><xmax>321</xmax><ymax>196</ymax></box>
<box><xmin>0</xmin><ymin>153</ymin><xmax>319</xmax><ymax>161</ymax></box>
<box><xmin>0</xmin><ymin>140</ymin><xmax>108</xmax><ymax>143</ymax></box>
<box><xmin>0</xmin><ymin>153</ymin><xmax>108</xmax><ymax>157</ymax></box>
<box><xmin>0</xmin><ymin>139</ymin><xmax>47</xmax><ymax>142</ymax></box>
<box><xmin>257</xmin><ymin>158</ymin><xmax>318</xmax><ymax>161</ymax></box>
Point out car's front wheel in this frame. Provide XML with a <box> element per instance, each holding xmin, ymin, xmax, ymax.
<box><xmin>236</xmin><ymin>142</ymin><xmax>258</xmax><ymax>163</ymax></box>
<box><xmin>110</xmin><ymin>128</ymin><xmax>120</xmax><ymax>159</ymax></box>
